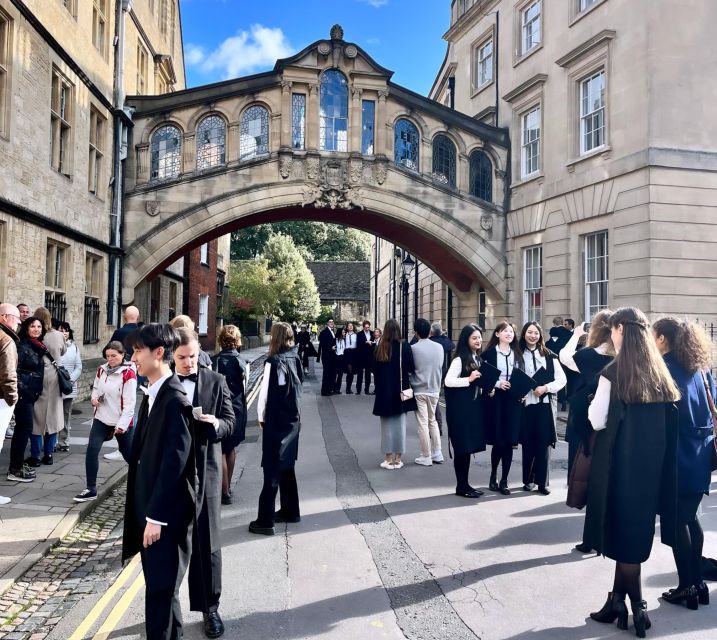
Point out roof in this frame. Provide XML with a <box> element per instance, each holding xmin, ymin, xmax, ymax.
<box><xmin>307</xmin><ymin>261</ymin><xmax>370</xmax><ymax>303</ymax></box>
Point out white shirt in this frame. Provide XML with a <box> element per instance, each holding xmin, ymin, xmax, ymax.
<box><xmin>587</xmin><ymin>375</ymin><xmax>611</xmax><ymax>431</ymax></box>
<box><xmin>144</xmin><ymin>370</ymin><xmax>173</xmax><ymax>527</ymax></box>
<box><xmin>345</xmin><ymin>332</ymin><xmax>357</xmax><ymax>350</ymax></box>
<box><xmin>179</xmin><ymin>375</ymin><xmax>197</xmax><ymax>404</ymax></box>
<box><xmin>444</xmin><ymin>355</ymin><xmax>480</xmax><ymax>388</ymax></box>
<box><xmin>521</xmin><ymin>349</ymin><xmax>567</xmax><ymax>406</ymax></box>
<box><xmin>494</xmin><ymin>346</ymin><xmax>515</xmax><ymax>386</ymax></box>
<box><xmin>559</xmin><ymin>333</ymin><xmax>611</xmax><ymax>373</ymax></box>
<box><xmin>335</xmin><ymin>338</ymin><xmax>346</xmax><ymax>356</ymax></box>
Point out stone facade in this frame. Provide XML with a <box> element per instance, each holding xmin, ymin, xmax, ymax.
<box><xmin>307</xmin><ymin>261</ymin><xmax>370</xmax><ymax>323</ymax></box>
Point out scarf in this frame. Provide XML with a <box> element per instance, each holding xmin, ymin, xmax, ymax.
<box><xmin>106</xmin><ymin>363</ymin><xmax>126</xmax><ymax>377</ymax></box>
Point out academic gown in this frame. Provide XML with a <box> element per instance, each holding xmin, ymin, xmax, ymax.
<box><xmin>481</xmin><ymin>348</ymin><xmax>522</xmax><ymax>446</ymax></box>
<box><xmin>444</xmin><ymin>358</ymin><xmax>486</xmax><ymax>455</ymax></box>
<box><xmin>212</xmin><ymin>348</ymin><xmax>248</xmax><ymax>452</ymax></box>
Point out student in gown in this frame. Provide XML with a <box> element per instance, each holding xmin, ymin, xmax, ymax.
<box><xmin>518</xmin><ymin>322</ymin><xmax>566</xmax><ymax>495</ymax></box>
<box><xmin>652</xmin><ymin>317</ymin><xmax>715</xmax><ymax>609</ymax></box>
<box><xmin>317</xmin><ymin>319</ymin><xmax>336</xmax><ymax>396</ymax></box>
<box><xmin>584</xmin><ymin>307</ymin><xmax>681</xmax><ymax>638</ymax></box>
<box><xmin>343</xmin><ymin>322</ymin><xmax>358</xmax><ymax>393</ymax></box>
<box><xmin>444</xmin><ymin>324</ymin><xmax>490</xmax><ymax>498</ymax></box>
<box><xmin>333</xmin><ymin>327</ymin><xmax>346</xmax><ymax>394</ymax></box>
<box><xmin>481</xmin><ymin>322</ymin><xmax>523</xmax><ymax>495</ymax></box>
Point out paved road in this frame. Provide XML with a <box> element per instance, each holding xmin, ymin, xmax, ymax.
<box><xmin>44</xmin><ymin>364</ymin><xmax>717</xmax><ymax>639</ymax></box>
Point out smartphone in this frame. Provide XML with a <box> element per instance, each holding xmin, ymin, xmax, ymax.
<box><xmin>192</xmin><ymin>407</ymin><xmax>203</xmax><ymax>419</ymax></box>
<box><xmin>583</xmin><ymin>322</ymin><xmax>591</xmax><ymax>332</ymax></box>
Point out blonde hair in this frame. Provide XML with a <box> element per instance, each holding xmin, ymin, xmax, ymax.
<box><xmin>587</xmin><ymin>309</ymin><xmax>615</xmax><ymax>353</ymax></box>
<box><xmin>33</xmin><ymin>307</ymin><xmax>52</xmax><ymax>331</ymax></box>
<box><xmin>219</xmin><ymin>325</ymin><xmax>242</xmax><ymax>350</ymax></box>
<box><xmin>170</xmin><ymin>315</ymin><xmax>196</xmax><ymax>331</ymax></box>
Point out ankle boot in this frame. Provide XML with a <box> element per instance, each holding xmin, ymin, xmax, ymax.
<box><xmin>662</xmin><ymin>585</ymin><xmax>698</xmax><ymax>610</ymax></box>
<box><xmin>630</xmin><ymin>600</ymin><xmax>651</xmax><ymax>638</ymax></box>
<box><xmin>590</xmin><ymin>592</ymin><xmax>628</xmax><ymax>629</ymax></box>
<box><xmin>695</xmin><ymin>581</ymin><xmax>709</xmax><ymax>605</ymax></box>
<box><xmin>489</xmin><ymin>473</ymin><xmax>499</xmax><ymax>492</ymax></box>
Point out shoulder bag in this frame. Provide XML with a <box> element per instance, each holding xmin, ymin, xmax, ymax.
<box><xmin>45</xmin><ymin>352</ymin><xmax>73</xmax><ymax>396</ymax></box>
<box><xmin>399</xmin><ymin>341</ymin><xmax>414</xmax><ymax>401</ymax></box>
<box><xmin>699</xmin><ymin>370</ymin><xmax>717</xmax><ymax>471</ymax></box>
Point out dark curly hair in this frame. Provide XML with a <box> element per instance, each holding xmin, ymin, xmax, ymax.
<box><xmin>652</xmin><ymin>317</ymin><xmax>712</xmax><ymax>373</ymax></box>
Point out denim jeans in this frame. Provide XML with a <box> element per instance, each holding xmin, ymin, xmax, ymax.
<box><xmin>85</xmin><ymin>419</ymin><xmax>133</xmax><ymax>491</ymax></box>
<box><xmin>30</xmin><ymin>433</ymin><xmax>57</xmax><ymax>459</ymax></box>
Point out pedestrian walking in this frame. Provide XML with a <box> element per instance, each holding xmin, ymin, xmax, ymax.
<box><xmin>517</xmin><ymin>322</ymin><xmax>566</xmax><ymax>495</ymax></box>
<box><xmin>444</xmin><ymin>324</ymin><xmax>488</xmax><ymax>498</ymax></box>
<box><xmin>28</xmin><ymin>307</ymin><xmax>65</xmax><ymax>467</ymax></box>
<box><xmin>122</xmin><ymin>323</ymin><xmax>196</xmax><ymax>640</ymax></box>
<box><xmin>585</xmin><ymin>307</ymin><xmax>681</xmax><ymax>638</ymax></box>
<box><xmin>110</xmin><ymin>305</ymin><xmax>141</xmax><ymax>359</ymax></box>
<box><xmin>74</xmin><ymin>341</ymin><xmax>136</xmax><ymax>503</ymax></box>
<box><xmin>429</xmin><ymin>322</ymin><xmax>454</xmax><ymax>435</ymax></box>
<box><xmin>174</xmin><ymin>328</ymin><xmax>234</xmax><ymax>638</ymax></box>
<box><xmin>409</xmin><ymin>318</ymin><xmax>445</xmax><ymax>466</ymax></box>
<box><xmin>652</xmin><ymin>317</ymin><xmax>715</xmax><ymax>610</ymax></box>
<box><xmin>57</xmin><ymin>321</ymin><xmax>82</xmax><ymax>453</ymax></box>
<box><xmin>249</xmin><ymin>322</ymin><xmax>304</xmax><ymax>536</ymax></box>
<box><xmin>169</xmin><ymin>315</ymin><xmax>212</xmax><ymax>367</ymax></box>
<box><xmin>317</xmin><ymin>319</ymin><xmax>337</xmax><ymax>396</ymax></box>
<box><xmin>372</xmin><ymin>319</ymin><xmax>416</xmax><ymax>470</ymax></box>
<box><xmin>343</xmin><ymin>322</ymin><xmax>358</xmax><ymax>393</ymax></box>
<box><xmin>0</xmin><ymin>304</ymin><xmax>21</xmax><ymax>503</ymax></box>
<box><xmin>212</xmin><ymin>325</ymin><xmax>249</xmax><ymax>506</ymax></box>
<box><xmin>296</xmin><ymin>325</ymin><xmax>314</xmax><ymax>373</ymax></box>
<box><xmin>549</xmin><ymin>317</ymin><xmax>573</xmax><ymax>411</ymax></box>
<box><xmin>356</xmin><ymin>320</ymin><xmax>374</xmax><ymax>394</ymax></box>
<box><xmin>481</xmin><ymin>321</ymin><xmax>523</xmax><ymax>495</ymax></box>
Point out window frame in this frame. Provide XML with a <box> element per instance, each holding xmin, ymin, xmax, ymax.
<box><xmin>198</xmin><ymin>294</ymin><xmax>209</xmax><ymax>336</ymax></box>
<box><xmin>570</xmin><ymin>0</ymin><xmax>607</xmax><ymax>23</ymax></box>
<box><xmin>199</xmin><ymin>243</ymin><xmax>209</xmax><ymax>265</ymax></box>
<box><xmin>432</xmin><ymin>134</ymin><xmax>457</xmax><ymax>188</ymax></box>
<box><xmin>361</xmin><ymin>99</ymin><xmax>375</xmax><ymax>156</ymax></box>
<box><xmin>469</xmin><ymin>149</ymin><xmax>493</xmax><ymax>202</ymax></box>
<box><xmin>319</xmin><ymin>69</ymin><xmax>349</xmax><ymax>153</ymax></box>
<box><xmin>92</xmin><ymin>0</ymin><xmax>108</xmax><ymax>58</ymax></box>
<box><xmin>583</xmin><ymin>230</ymin><xmax>609</xmax><ymax>319</ymax></box>
<box><xmin>393</xmin><ymin>117</ymin><xmax>420</xmax><ymax>172</ymax></box>
<box><xmin>520</xmin><ymin>105</ymin><xmax>541</xmax><ymax>179</ymax></box>
<box><xmin>50</xmin><ymin>67</ymin><xmax>74</xmax><ymax>176</ymax></box>
<box><xmin>45</xmin><ymin>240</ymin><xmax>69</xmax><ymax>291</ymax></box>
<box><xmin>291</xmin><ymin>93</ymin><xmax>306</xmax><ymax>150</ymax></box>
<box><xmin>149</xmin><ymin>124</ymin><xmax>182</xmax><ymax>181</ymax></box>
<box><xmin>0</xmin><ymin>9</ymin><xmax>11</xmax><ymax>139</ymax></box>
<box><xmin>579</xmin><ymin>69</ymin><xmax>606</xmax><ymax>156</ymax></box>
<box><xmin>519</xmin><ymin>0</ymin><xmax>542</xmax><ymax>57</ymax></box>
<box><xmin>471</xmin><ymin>28</ymin><xmax>495</xmax><ymax>94</ymax></box>
<box><xmin>136</xmin><ymin>41</ymin><xmax>148</xmax><ymax>95</ymax></box>
<box><xmin>88</xmin><ymin>106</ymin><xmax>106</xmax><ymax>196</ymax></box>
<box><xmin>62</xmin><ymin>0</ymin><xmax>78</xmax><ymax>19</ymax></box>
<box><xmin>523</xmin><ymin>245</ymin><xmax>543</xmax><ymax>324</ymax></box>
<box><xmin>239</xmin><ymin>104</ymin><xmax>270</xmax><ymax>161</ymax></box>
<box><xmin>195</xmin><ymin>114</ymin><xmax>226</xmax><ymax>171</ymax></box>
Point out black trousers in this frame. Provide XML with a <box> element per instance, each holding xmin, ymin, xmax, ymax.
<box><xmin>522</xmin><ymin>439</ymin><xmax>551</xmax><ymax>488</ymax></box>
<box><xmin>256</xmin><ymin>465</ymin><xmax>299</xmax><ymax>527</ymax></box>
<box><xmin>9</xmin><ymin>400</ymin><xmax>33</xmax><ymax>470</ymax></box>
<box><xmin>320</xmin><ymin>357</ymin><xmax>335</xmax><ymax>395</ymax></box>
<box><xmin>188</xmin><ymin>499</ymin><xmax>222</xmax><ymax>612</ymax></box>
<box><xmin>356</xmin><ymin>362</ymin><xmax>371</xmax><ymax>392</ymax></box>
<box><xmin>521</xmin><ymin>404</ymin><xmax>552</xmax><ymax>488</ymax></box>
<box><xmin>140</xmin><ymin>527</ymin><xmax>191</xmax><ymax>640</ymax></box>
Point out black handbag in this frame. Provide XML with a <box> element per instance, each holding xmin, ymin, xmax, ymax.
<box><xmin>45</xmin><ymin>353</ymin><xmax>73</xmax><ymax>396</ymax></box>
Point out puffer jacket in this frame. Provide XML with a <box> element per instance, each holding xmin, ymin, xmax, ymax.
<box><xmin>16</xmin><ymin>338</ymin><xmax>45</xmax><ymax>403</ymax></box>
<box><xmin>0</xmin><ymin>323</ymin><xmax>19</xmax><ymax>405</ymax></box>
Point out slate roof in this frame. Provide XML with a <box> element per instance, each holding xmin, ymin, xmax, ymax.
<box><xmin>307</xmin><ymin>261</ymin><xmax>370</xmax><ymax>303</ymax></box>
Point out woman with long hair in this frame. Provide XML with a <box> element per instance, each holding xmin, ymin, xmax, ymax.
<box><xmin>481</xmin><ymin>321</ymin><xmax>522</xmax><ymax>494</ymax></box>
<box><xmin>518</xmin><ymin>322</ymin><xmax>566</xmax><ymax>495</ymax></box>
<box><xmin>372</xmin><ymin>319</ymin><xmax>416</xmax><ymax>469</ymax></box>
<box><xmin>57</xmin><ymin>321</ymin><xmax>82</xmax><ymax>453</ymax></box>
<box><xmin>652</xmin><ymin>317</ymin><xmax>714</xmax><ymax>609</ymax></box>
<box><xmin>585</xmin><ymin>307</ymin><xmax>681</xmax><ymax>637</ymax></box>
<box><xmin>333</xmin><ymin>327</ymin><xmax>346</xmax><ymax>394</ymax></box>
<box><xmin>249</xmin><ymin>322</ymin><xmax>304</xmax><ymax>536</ymax></box>
<box><xmin>444</xmin><ymin>324</ymin><xmax>488</xmax><ymax>498</ymax></box>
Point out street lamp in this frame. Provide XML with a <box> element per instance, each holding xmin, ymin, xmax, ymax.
<box><xmin>400</xmin><ymin>253</ymin><xmax>415</xmax><ymax>337</ymax></box>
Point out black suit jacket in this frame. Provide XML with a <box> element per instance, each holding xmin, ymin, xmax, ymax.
<box><xmin>191</xmin><ymin>367</ymin><xmax>234</xmax><ymax>552</ymax></box>
<box><xmin>356</xmin><ymin>330</ymin><xmax>374</xmax><ymax>365</ymax></box>
<box><xmin>122</xmin><ymin>375</ymin><xmax>196</xmax><ymax>565</ymax></box>
<box><xmin>317</xmin><ymin>327</ymin><xmax>336</xmax><ymax>363</ymax></box>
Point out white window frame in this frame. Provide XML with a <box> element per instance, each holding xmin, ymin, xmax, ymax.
<box><xmin>136</xmin><ymin>42</ymin><xmax>148</xmax><ymax>95</ymax></box>
<box><xmin>521</xmin><ymin>1</ymin><xmax>541</xmax><ymax>55</ymax></box>
<box><xmin>580</xmin><ymin>70</ymin><xmax>606</xmax><ymax>155</ymax></box>
<box><xmin>198</xmin><ymin>294</ymin><xmax>209</xmax><ymax>335</ymax></box>
<box><xmin>579</xmin><ymin>0</ymin><xmax>598</xmax><ymax>11</ymax></box>
<box><xmin>475</xmin><ymin>38</ymin><xmax>493</xmax><ymax>89</ymax></box>
<box><xmin>584</xmin><ymin>231</ymin><xmax>609</xmax><ymax>319</ymax></box>
<box><xmin>521</xmin><ymin>106</ymin><xmax>541</xmax><ymax>178</ymax></box>
<box><xmin>523</xmin><ymin>245</ymin><xmax>542</xmax><ymax>324</ymax></box>
<box><xmin>199</xmin><ymin>243</ymin><xmax>209</xmax><ymax>265</ymax></box>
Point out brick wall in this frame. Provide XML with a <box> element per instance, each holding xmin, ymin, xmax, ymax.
<box><xmin>184</xmin><ymin>240</ymin><xmax>219</xmax><ymax>352</ymax></box>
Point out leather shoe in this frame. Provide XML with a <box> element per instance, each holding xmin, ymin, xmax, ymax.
<box><xmin>275</xmin><ymin>511</ymin><xmax>301</xmax><ymax>523</ymax></box>
<box><xmin>522</xmin><ymin>483</ymin><xmax>534</xmax><ymax>492</ymax></box>
<box><xmin>456</xmin><ymin>487</ymin><xmax>484</xmax><ymax>498</ymax></box>
<box><xmin>221</xmin><ymin>493</ymin><xmax>232</xmax><ymax>505</ymax></box>
<box><xmin>203</xmin><ymin>609</ymin><xmax>224</xmax><ymax>638</ymax></box>
<box><xmin>499</xmin><ymin>480</ymin><xmax>511</xmax><ymax>495</ymax></box>
<box><xmin>248</xmin><ymin>520</ymin><xmax>275</xmax><ymax>536</ymax></box>
<box><xmin>574</xmin><ymin>542</ymin><xmax>593</xmax><ymax>553</ymax></box>
<box><xmin>538</xmin><ymin>486</ymin><xmax>551</xmax><ymax>495</ymax></box>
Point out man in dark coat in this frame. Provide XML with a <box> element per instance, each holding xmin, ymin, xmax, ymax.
<box><xmin>110</xmin><ymin>305</ymin><xmax>141</xmax><ymax>359</ymax></box>
<box><xmin>429</xmin><ymin>322</ymin><xmax>454</xmax><ymax>433</ymax></box>
<box><xmin>123</xmin><ymin>324</ymin><xmax>196</xmax><ymax>640</ymax></box>
<box><xmin>317</xmin><ymin>319</ymin><xmax>337</xmax><ymax>396</ymax></box>
<box><xmin>174</xmin><ymin>329</ymin><xmax>234</xmax><ymax>639</ymax></box>
<box><xmin>355</xmin><ymin>320</ymin><xmax>374</xmax><ymax>394</ymax></box>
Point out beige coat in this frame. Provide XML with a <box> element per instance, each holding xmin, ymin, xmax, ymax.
<box><xmin>32</xmin><ymin>329</ymin><xmax>66</xmax><ymax>436</ymax></box>
<box><xmin>0</xmin><ymin>324</ymin><xmax>18</xmax><ymax>405</ymax></box>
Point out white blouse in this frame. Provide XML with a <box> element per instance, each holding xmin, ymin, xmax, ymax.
<box><xmin>335</xmin><ymin>339</ymin><xmax>346</xmax><ymax>356</ymax></box>
<box><xmin>587</xmin><ymin>375</ymin><xmax>611</xmax><ymax>431</ymax></box>
<box><xmin>344</xmin><ymin>332</ymin><xmax>357</xmax><ymax>349</ymax></box>
<box><xmin>494</xmin><ymin>346</ymin><xmax>515</xmax><ymax>387</ymax></box>
<box><xmin>559</xmin><ymin>332</ymin><xmax>610</xmax><ymax>373</ymax></box>
<box><xmin>521</xmin><ymin>349</ymin><xmax>567</xmax><ymax>406</ymax></box>
<box><xmin>444</xmin><ymin>355</ymin><xmax>480</xmax><ymax>388</ymax></box>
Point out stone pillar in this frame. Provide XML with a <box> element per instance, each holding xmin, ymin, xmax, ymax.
<box><xmin>182</xmin><ymin>133</ymin><xmax>195</xmax><ymax>174</ymax></box>
<box><xmin>376</xmin><ymin>89</ymin><xmax>389</xmax><ymax>157</ymax></box>
<box><xmin>307</xmin><ymin>82</ymin><xmax>319</xmax><ymax>151</ymax></box>
<box><xmin>280</xmin><ymin>80</ymin><xmax>293</xmax><ymax>149</ymax></box>
<box><xmin>457</xmin><ymin>152</ymin><xmax>468</xmax><ymax>192</ymax></box>
<box><xmin>226</xmin><ymin>123</ymin><xmax>240</xmax><ymax>163</ymax></box>
<box><xmin>350</xmin><ymin>87</ymin><xmax>362</xmax><ymax>153</ymax></box>
<box><xmin>136</xmin><ymin>143</ymin><xmax>150</xmax><ymax>183</ymax></box>
<box><xmin>422</xmin><ymin>137</ymin><xmax>432</xmax><ymax>179</ymax></box>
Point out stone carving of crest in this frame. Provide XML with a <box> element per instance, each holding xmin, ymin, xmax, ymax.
<box><xmin>317</xmin><ymin>41</ymin><xmax>331</xmax><ymax>55</ymax></box>
<box><xmin>344</xmin><ymin>44</ymin><xmax>358</xmax><ymax>58</ymax></box>
<box><xmin>145</xmin><ymin>201</ymin><xmax>160</xmax><ymax>217</ymax></box>
<box><xmin>480</xmin><ymin>214</ymin><xmax>493</xmax><ymax>231</ymax></box>
<box><xmin>306</xmin><ymin>156</ymin><xmax>321</xmax><ymax>181</ymax></box>
<box><xmin>301</xmin><ymin>157</ymin><xmax>364</xmax><ymax>210</ymax></box>
<box><xmin>349</xmin><ymin>157</ymin><xmax>363</xmax><ymax>183</ymax></box>
<box><xmin>374</xmin><ymin>160</ymin><xmax>388</xmax><ymax>185</ymax></box>
<box><xmin>279</xmin><ymin>153</ymin><xmax>293</xmax><ymax>179</ymax></box>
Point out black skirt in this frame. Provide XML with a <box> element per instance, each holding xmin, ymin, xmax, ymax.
<box><xmin>445</xmin><ymin>385</ymin><xmax>486</xmax><ymax>455</ymax></box>
<box><xmin>484</xmin><ymin>388</ymin><xmax>522</xmax><ymax>446</ymax></box>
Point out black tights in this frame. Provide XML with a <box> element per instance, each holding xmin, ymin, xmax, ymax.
<box><xmin>613</xmin><ymin>562</ymin><xmax>642</xmax><ymax>603</ymax></box>
<box><xmin>673</xmin><ymin>518</ymin><xmax>704</xmax><ymax>587</ymax></box>
<box><xmin>454</xmin><ymin>453</ymin><xmax>471</xmax><ymax>492</ymax></box>
<box><xmin>490</xmin><ymin>444</ymin><xmax>513</xmax><ymax>483</ymax></box>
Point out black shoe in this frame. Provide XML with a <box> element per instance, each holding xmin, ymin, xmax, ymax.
<box><xmin>24</xmin><ymin>456</ymin><xmax>41</xmax><ymax>468</ymax></box>
<box><xmin>248</xmin><ymin>520</ymin><xmax>275</xmax><ymax>536</ymax></box>
<box><xmin>696</xmin><ymin>581</ymin><xmax>710</xmax><ymax>605</ymax></box>
<box><xmin>499</xmin><ymin>480</ymin><xmax>511</xmax><ymax>496</ymax></box>
<box><xmin>456</xmin><ymin>487</ymin><xmax>483</xmax><ymax>499</ymax></box>
<box><xmin>522</xmin><ymin>483</ymin><xmax>534</xmax><ymax>492</ymax></box>
<box><xmin>221</xmin><ymin>493</ymin><xmax>232</xmax><ymax>505</ymax></box>
<box><xmin>203</xmin><ymin>609</ymin><xmax>225</xmax><ymax>638</ymax></box>
<box><xmin>356</xmin><ymin>390</ymin><xmax>361</xmax><ymax>395</ymax></box>
<box><xmin>590</xmin><ymin>592</ymin><xmax>628</xmax><ymax>629</ymax></box>
<box><xmin>538</xmin><ymin>486</ymin><xmax>551</xmax><ymax>495</ymax></box>
<box><xmin>274</xmin><ymin>511</ymin><xmax>301</xmax><ymax>523</ymax></box>
<box><xmin>346</xmin><ymin>390</ymin><xmax>353</xmax><ymax>394</ymax></box>
<box><xmin>574</xmin><ymin>542</ymin><xmax>594</xmax><ymax>553</ymax></box>
<box><xmin>489</xmin><ymin>476</ymin><xmax>499</xmax><ymax>492</ymax></box>
<box><xmin>630</xmin><ymin>599</ymin><xmax>651</xmax><ymax>638</ymax></box>
<box><xmin>42</xmin><ymin>455</ymin><xmax>53</xmax><ymax>466</ymax></box>
<box><xmin>56</xmin><ymin>444</ymin><xmax>70</xmax><ymax>452</ymax></box>
<box><xmin>662</xmin><ymin>585</ymin><xmax>698</xmax><ymax>610</ymax></box>
<box><xmin>321</xmin><ymin>392</ymin><xmax>332</xmax><ymax>396</ymax></box>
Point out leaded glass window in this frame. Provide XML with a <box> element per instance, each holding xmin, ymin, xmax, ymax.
<box><xmin>150</xmin><ymin>124</ymin><xmax>181</xmax><ymax>181</ymax></box>
<box><xmin>240</xmin><ymin>105</ymin><xmax>269</xmax><ymax>161</ymax></box>
<box><xmin>196</xmin><ymin>115</ymin><xmax>226</xmax><ymax>170</ymax></box>
<box><xmin>394</xmin><ymin>118</ymin><xmax>419</xmax><ymax>171</ymax></box>
<box><xmin>319</xmin><ymin>69</ymin><xmax>348</xmax><ymax>152</ymax></box>
<box><xmin>432</xmin><ymin>134</ymin><xmax>456</xmax><ymax>187</ymax></box>
<box><xmin>291</xmin><ymin>93</ymin><xmax>305</xmax><ymax>150</ymax></box>
<box><xmin>469</xmin><ymin>150</ymin><xmax>492</xmax><ymax>202</ymax></box>
<box><xmin>361</xmin><ymin>100</ymin><xmax>375</xmax><ymax>155</ymax></box>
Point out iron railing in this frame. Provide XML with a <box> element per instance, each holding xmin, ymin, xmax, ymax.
<box><xmin>83</xmin><ymin>296</ymin><xmax>100</xmax><ymax>344</ymax></box>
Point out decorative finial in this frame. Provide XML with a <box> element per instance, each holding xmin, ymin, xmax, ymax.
<box><xmin>330</xmin><ymin>24</ymin><xmax>344</xmax><ymax>41</ymax></box>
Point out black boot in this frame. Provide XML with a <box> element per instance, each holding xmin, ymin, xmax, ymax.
<box><xmin>662</xmin><ymin>585</ymin><xmax>698</xmax><ymax>610</ymax></box>
<box><xmin>696</xmin><ymin>581</ymin><xmax>709</xmax><ymax>605</ymax></box>
<box><xmin>590</xmin><ymin>592</ymin><xmax>628</xmax><ymax>630</ymax></box>
<box><xmin>489</xmin><ymin>473</ymin><xmax>499</xmax><ymax>492</ymax></box>
<box><xmin>630</xmin><ymin>600</ymin><xmax>651</xmax><ymax>638</ymax></box>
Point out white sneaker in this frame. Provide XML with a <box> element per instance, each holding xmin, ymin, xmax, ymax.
<box><xmin>393</xmin><ymin>461</ymin><xmax>404</xmax><ymax>469</ymax></box>
<box><xmin>380</xmin><ymin>460</ymin><xmax>394</xmax><ymax>470</ymax></box>
<box><xmin>103</xmin><ymin>450</ymin><xmax>124</xmax><ymax>461</ymax></box>
<box><xmin>415</xmin><ymin>455</ymin><xmax>433</xmax><ymax>466</ymax></box>
<box><xmin>431</xmin><ymin>451</ymin><xmax>444</xmax><ymax>464</ymax></box>
<box><xmin>0</xmin><ymin>496</ymin><xmax>10</xmax><ymax>505</ymax></box>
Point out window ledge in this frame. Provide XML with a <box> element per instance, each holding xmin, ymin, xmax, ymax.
<box><xmin>566</xmin><ymin>145</ymin><xmax>612</xmax><ymax>172</ymax></box>
<box><xmin>470</xmin><ymin>79</ymin><xmax>495</xmax><ymax>99</ymax></box>
<box><xmin>513</xmin><ymin>43</ymin><xmax>543</xmax><ymax>69</ymax></box>
<box><xmin>569</xmin><ymin>0</ymin><xmax>608</xmax><ymax>27</ymax></box>
<box><xmin>511</xmin><ymin>172</ymin><xmax>544</xmax><ymax>188</ymax></box>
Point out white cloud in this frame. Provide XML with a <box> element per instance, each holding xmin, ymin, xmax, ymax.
<box><xmin>186</xmin><ymin>25</ymin><xmax>293</xmax><ymax>79</ymax></box>
<box><xmin>358</xmin><ymin>0</ymin><xmax>388</xmax><ymax>7</ymax></box>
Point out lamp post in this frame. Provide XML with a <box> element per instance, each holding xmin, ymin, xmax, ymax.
<box><xmin>400</xmin><ymin>252</ymin><xmax>415</xmax><ymax>338</ymax></box>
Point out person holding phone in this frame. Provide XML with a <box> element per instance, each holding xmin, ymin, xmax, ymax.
<box><xmin>74</xmin><ymin>341</ymin><xmax>136</xmax><ymax>502</ymax></box>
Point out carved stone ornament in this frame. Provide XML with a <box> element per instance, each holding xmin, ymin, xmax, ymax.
<box><xmin>306</xmin><ymin>156</ymin><xmax>321</xmax><ymax>181</ymax></box>
<box><xmin>330</xmin><ymin>24</ymin><xmax>344</xmax><ymax>41</ymax></box>
<box><xmin>279</xmin><ymin>154</ymin><xmax>293</xmax><ymax>179</ymax></box>
<box><xmin>145</xmin><ymin>201</ymin><xmax>160</xmax><ymax>217</ymax></box>
<box><xmin>344</xmin><ymin>44</ymin><xmax>358</xmax><ymax>58</ymax></box>
<box><xmin>301</xmin><ymin>158</ymin><xmax>365</xmax><ymax>210</ymax></box>
<box><xmin>349</xmin><ymin>157</ymin><xmax>363</xmax><ymax>183</ymax></box>
<box><xmin>480</xmin><ymin>214</ymin><xmax>493</xmax><ymax>231</ymax></box>
<box><xmin>317</xmin><ymin>41</ymin><xmax>331</xmax><ymax>55</ymax></box>
<box><xmin>374</xmin><ymin>160</ymin><xmax>388</xmax><ymax>185</ymax></box>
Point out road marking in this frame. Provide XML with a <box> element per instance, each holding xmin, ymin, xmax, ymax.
<box><xmin>92</xmin><ymin>570</ymin><xmax>145</xmax><ymax>640</ymax></box>
<box><xmin>67</xmin><ymin>554</ymin><xmax>140</xmax><ymax>640</ymax></box>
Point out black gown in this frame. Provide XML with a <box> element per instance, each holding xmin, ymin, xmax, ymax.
<box><xmin>481</xmin><ymin>348</ymin><xmax>522</xmax><ymax>446</ymax></box>
<box><xmin>444</xmin><ymin>357</ymin><xmax>487</xmax><ymax>455</ymax></box>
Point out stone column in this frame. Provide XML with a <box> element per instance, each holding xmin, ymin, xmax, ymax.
<box><xmin>226</xmin><ymin>123</ymin><xmax>240</xmax><ymax>163</ymax></box>
<box><xmin>136</xmin><ymin>143</ymin><xmax>150</xmax><ymax>183</ymax></box>
<box><xmin>182</xmin><ymin>133</ymin><xmax>195</xmax><ymax>174</ymax></box>
<box><xmin>350</xmin><ymin>87</ymin><xmax>362</xmax><ymax>153</ymax></box>
<box><xmin>376</xmin><ymin>89</ymin><xmax>389</xmax><ymax>157</ymax></box>
<box><xmin>280</xmin><ymin>80</ymin><xmax>293</xmax><ymax>149</ymax></box>
<box><xmin>307</xmin><ymin>82</ymin><xmax>319</xmax><ymax>151</ymax></box>
<box><xmin>457</xmin><ymin>152</ymin><xmax>468</xmax><ymax>192</ymax></box>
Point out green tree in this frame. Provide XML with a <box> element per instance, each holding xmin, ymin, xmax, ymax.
<box><xmin>227</xmin><ymin>259</ymin><xmax>280</xmax><ymax>318</ymax></box>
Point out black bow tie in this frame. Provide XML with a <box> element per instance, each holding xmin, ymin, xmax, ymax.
<box><xmin>178</xmin><ymin>373</ymin><xmax>198</xmax><ymax>383</ymax></box>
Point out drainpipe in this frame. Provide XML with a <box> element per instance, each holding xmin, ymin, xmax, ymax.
<box><xmin>448</xmin><ymin>76</ymin><xmax>455</xmax><ymax>110</ymax></box>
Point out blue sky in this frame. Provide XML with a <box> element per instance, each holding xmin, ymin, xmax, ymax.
<box><xmin>180</xmin><ymin>0</ymin><xmax>450</xmax><ymax>95</ymax></box>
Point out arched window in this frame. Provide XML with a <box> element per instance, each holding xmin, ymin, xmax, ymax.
<box><xmin>394</xmin><ymin>118</ymin><xmax>419</xmax><ymax>171</ymax></box>
<box><xmin>196</xmin><ymin>115</ymin><xmax>226</xmax><ymax>170</ymax></box>
<box><xmin>150</xmin><ymin>124</ymin><xmax>182</xmax><ymax>181</ymax></box>
<box><xmin>469</xmin><ymin>150</ymin><xmax>493</xmax><ymax>202</ymax></box>
<box><xmin>432</xmin><ymin>134</ymin><xmax>457</xmax><ymax>187</ymax></box>
<box><xmin>239</xmin><ymin>105</ymin><xmax>269</xmax><ymax>161</ymax></box>
<box><xmin>319</xmin><ymin>69</ymin><xmax>348</xmax><ymax>152</ymax></box>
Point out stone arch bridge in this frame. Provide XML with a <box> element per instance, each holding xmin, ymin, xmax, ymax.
<box><xmin>123</xmin><ymin>26</ymin><xmax>510</xmax><ymax>327</ymax></box>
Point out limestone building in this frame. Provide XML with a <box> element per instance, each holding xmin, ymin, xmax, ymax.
<box><xmin>375</xmin><ymin>0</ymin><xmax>717</xmax><ymax>336</ymax></box>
